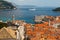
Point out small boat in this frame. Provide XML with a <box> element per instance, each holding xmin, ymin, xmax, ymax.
<box><xmin>0</xmin><ymin>20</ymin><xmax>2</xmax><ymax>22</ymax></box>
<box><xmin>29</xmin><ymin>8</ymin><xmax>36</xmax><ymax>11</ymax></box>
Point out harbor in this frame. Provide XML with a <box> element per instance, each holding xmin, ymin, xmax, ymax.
<box><xmin>0</xmin><ymin>0</ymin><xmax>60</xmax><ymax>40</ymax></box>
<box><xmin>0</xmin><ymin>15</ymin><xmax>60</xmax><ymax>40</ymax></box>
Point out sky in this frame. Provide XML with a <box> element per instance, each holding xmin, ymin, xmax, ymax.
<box><xmin>5</xmin><ymin>0</ymin><xmax>60</xmax><ymax>7</ymax></box>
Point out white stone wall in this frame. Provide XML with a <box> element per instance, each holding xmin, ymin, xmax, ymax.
<box><xmin>17</xmin><ymin>26</ymin><xmax>25</xmax><ymax>40</ymax></box>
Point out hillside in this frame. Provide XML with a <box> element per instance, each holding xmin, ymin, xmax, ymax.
<box><xmin>53</xmin><ymin>7</ymin><xmax>60</xmax><ymax>11</ymax></box>
<box><xmin>0</xmin><ymin>0</ymin><xmax>16</xmax><ymax>9</ymax></box>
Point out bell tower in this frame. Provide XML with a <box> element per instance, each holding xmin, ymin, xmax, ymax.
<box><xmin>12</xmin><ymin>15</ymin><xmax>15</xmax><ymax>22</ymax></box>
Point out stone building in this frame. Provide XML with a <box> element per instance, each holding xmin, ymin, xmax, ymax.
<box><xmin>0</xmin><ymin>27</ymin><xmax>16</xmax><ymax>40</ymax></box>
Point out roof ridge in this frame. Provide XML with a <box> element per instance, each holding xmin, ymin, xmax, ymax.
<box><xmin>5</xmin><ymin>27</ymin><xmax>16</xmax><ymax>38</ymax></box>
<box><xmin>0</xmin><ymin>27</ymin><xmax>16</xmax><ymax>38</ymax></box>
<box><xmin>0</xmin><ymin>27</ymin><xmax>6</xmax><ymax>32</ymax></box>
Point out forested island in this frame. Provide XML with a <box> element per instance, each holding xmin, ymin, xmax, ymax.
<box><xmin>0</xmin><ymin>0</ymin><xmax>16</xmax><ymax>9</ymax></box>
<box><xmin>53</xmin><ymin>7</ymin><xmax>60</xmax><ymax>11</ymax></box>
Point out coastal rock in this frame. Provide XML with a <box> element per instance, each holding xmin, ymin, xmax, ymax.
<box><xmin>0</xmin><ymin>0</ymin><xmax>16</xmax><ymax>9</ymax></box>
<box><xmin>53</xmin><ymin>7</ymin><xmax>60</xmax><ymax>11</ymax></box>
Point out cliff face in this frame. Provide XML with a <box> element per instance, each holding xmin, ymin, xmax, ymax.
<box><xmin>0</xmin><ymin>0</ymin><xmax>16</xmax><ymax>9</ymax></box>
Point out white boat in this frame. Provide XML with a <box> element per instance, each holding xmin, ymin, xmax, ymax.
<box><xmin>29</xmin><ymin>8</ymin><xmax>36</xmax><ymax>11</ymax></box>
<box><xmin>0</xmin><ymin>20</ymin><xmax>2</xmax><ymax>22</ymax></box>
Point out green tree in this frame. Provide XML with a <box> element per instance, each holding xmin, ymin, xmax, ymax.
<box><xmin>0</xmin><ymin>22</ymin><xmax>8</xmax><ymax>29</ymax></box>
<box><xmin>0</xmin><ymin>0</ymin><xmax>4</xmax><ymax>1</ymax></box>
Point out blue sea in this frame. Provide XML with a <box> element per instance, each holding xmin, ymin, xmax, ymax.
<box><xmin>0</xmin><ymin>7</ymin><xmax>60</xmax><ymax>23</ymax></box>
